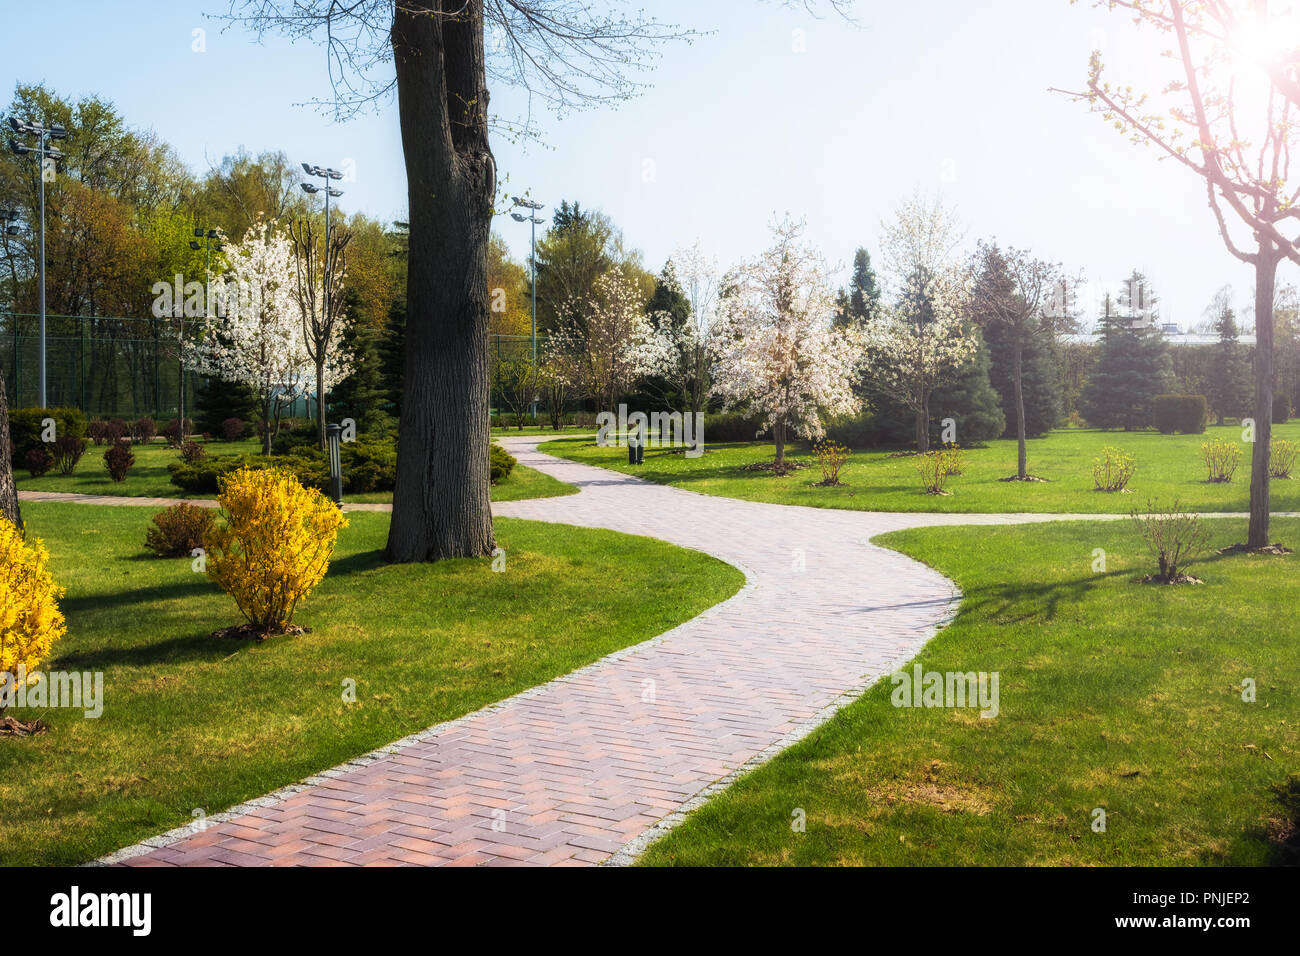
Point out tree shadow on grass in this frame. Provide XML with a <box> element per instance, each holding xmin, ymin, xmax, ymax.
<box><xmin>52</xmin><ymin>628</ymin><xmax>240</xmax><ymax>670</ymax></box>
<box><xmin>954</xmin><ymin>545</ymin><xmax>1248</xmax><ymax>626</ymax></box>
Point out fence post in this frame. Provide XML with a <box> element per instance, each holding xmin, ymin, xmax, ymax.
<box><xmin>78</xmin><ymin>314</ymin><xmax>86</xmax><ymax>412</ymax></box>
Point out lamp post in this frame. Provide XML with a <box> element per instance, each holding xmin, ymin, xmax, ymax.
<box><xmin>326</xmin><ymin>422</ymin><xmax>343</xmax><ymax>509</ymax></box>
<box><xmin>185</xmin><ymin>228</ymin><xmax>222</xmax><ymax>427</ymax></box>
<box><xmin>511</xmin><ymin>196</ymin><xmax>545</xmax><ymax>420</ymax></box>
<box><xmin>300</xmin><ymin>163</ymin><xmax>344</xmax><ymax>424</ymax></box>
<box><xmin>8</xmin><ymin>117</ymin><xmax>68</xmax><ymax>408</ymax></box>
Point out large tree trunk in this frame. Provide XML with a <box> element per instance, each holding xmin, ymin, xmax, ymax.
<box><xmin>1247</xmin><ymin>247</ymin><xmax>1279</xmax><ymax>550</ymax></box>
<box><xmin>773</xmin><ymin>418</ymin><xmax>786</xmax><ymax>469</ymax></box>
<box><xmin>386</xmin><ymin>0</ymin><xmax>496</xmax><ymax>563</ymax></box>
<box><xmin>0</xmin><ymin>365</ymin><xmax>21</xmax><ymax>530</ymax></box>
<box><xmin>1013</xmin><ymin>341</ymin><xmax>1027</xmax><ymax>478</ymax></box>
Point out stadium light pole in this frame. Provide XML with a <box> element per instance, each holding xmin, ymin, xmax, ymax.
<box><xmin>300</xmin><ymin>163</ymin><xmax>344</xmax><ymax>423</ymax></box>
<box><xmin>9</xmin><ymin>116</ymin><xmax>68</xmax><ymax>408</ymax></box>
<box><xmin>511</xmin><ymin>196</ymin><xmax>545</xmax><ymax>419</ymax></box>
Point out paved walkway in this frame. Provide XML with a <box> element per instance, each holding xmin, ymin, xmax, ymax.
<box><xmin>62</xmin><ymin>439</ymin><xmax>1245</xmax><ymax>867</ymax></box>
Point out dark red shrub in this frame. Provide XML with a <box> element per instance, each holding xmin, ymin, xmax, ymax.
<box><xmin>161</xmin><ymin>417</ymin><xmax>193</xmax><ymax>447</ymax></box>
<box><xmin>25</xmin><ymin>446</ymin><xmax>54</xmax><ymax>477</ymax></box>
<box><xmin>179</xmin><ymin>440</ymin><xmax>206</xmax><ymax>464</ymax></box>
<box><xmin>221</xmin><ymin>417</ymin><xmax>245</xmax><ymax>442</ymax></box>
<box><xmin>133</xmin><ymin>418</ymin><xmax>158</xmax><ymax>444</ymax></box>
<box><xmin>52</xmin><ymin>435</ymin><xmax>88</xmax><ymax>475</ymax></box>
<box><xmin>104</xmin><ymin>441</ymin><xmax>135</xmax><ymax>482</ymax></box>
<box><xmin>144</xmin><ymin>503</ymin><xmax>216</xmax><ymax>558</ymax></box>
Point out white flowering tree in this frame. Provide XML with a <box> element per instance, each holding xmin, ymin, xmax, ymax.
<box><xmin>548</xmin><ymin>271</ymin><xmax>663</xmax><ymax>412</ymax></box>
<box><xmin>709</xmin><ymin>218</ymin><xmax>862</xmax><ymax>470</ymax></box>
<box><xmin>863</xmin><ymin>197</ymin><xmax>977</xmax><ymax>453</ymax></box>
<box><xmin>189</xmin><ymin>222</ymin><xmax>312</xmax><ymax>454</ymax></box>
<box><xmin>642</xmin><ymin>242</ymin><xmax>721</xmax><ymax>417</ymax></box>
<box><xmin>289</xmin><ymin>218</ymin><xmax>354</xmax><ymax>449</ymax></box>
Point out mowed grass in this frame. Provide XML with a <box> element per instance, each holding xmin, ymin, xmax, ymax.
<box><xmin>639</xmin><ymin>518</ymin><xmax>1300</xmax><ymax>866</ymax></box>
<box><xmin>543</xmin><ymin>422</ymin><xmax>1300</xmax><ymax>514</ymax></box>
<box><xmin>13</xmin><ymin>438</ymin><xmax>576</xmax><ymax>504</ymax></box>
<box><xmin>0</xmin><ymin>502</ymin><xmax>742</xmax><ymax>866</ymax></box>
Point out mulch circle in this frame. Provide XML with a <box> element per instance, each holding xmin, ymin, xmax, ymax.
<box><xmin>1137</xmin><ymin>574</ymin><xmax>1204</xmax><ymax>585</ymax></box>
<box><xmin>998</xmin><ymin>475</ymin><xmax>1050</xmax><ymax>483</ymax></box>
<box><xmin>742</xmin><ymin>460</ymin><xmax>808</xmax><ymax>476</ymax></box>
<box><xmin>0</xmin><ymin>716</ymin><xmax>49</xmax><ymax>738</ymax></box>
<box><xmin>813</xmin><ymin>479</ymin><xmax>846</xmax><ymax>488</ymax></box>
<box><xmin>1217</xmin><ymin>543</ymin><xmax>1294</xmax><ymax>556</ymax></box>
<box><xmin>212</xmin><ymin>623</ymin><xmax>313</xmax><ymax>642</ymax></box>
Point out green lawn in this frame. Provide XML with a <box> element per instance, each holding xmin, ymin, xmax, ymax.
<box><xmin>491</xmin><ymin>425</ymin><xmax>595</xmax><ymax>438</ymax></box>
<box><xmin>0</xmin><ymin>502</ymin><xmax>742</xmax><ymax>866</ymax></box>
<box><xmin>14</xmin><ymin>438</ymin><xmax>576</xmax><ymax>504</ymax></box>
<box><xmin>639</xmin><ymin>517</ymin><xmax>1299</xmax><ymax>866</ymax></box>
<box><xmin>543</xmin><ymin>423</ymin><xmax>1300</xmax><ymax>514</ymax></box>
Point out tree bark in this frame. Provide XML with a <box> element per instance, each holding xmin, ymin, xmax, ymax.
<box><xmin>0</xmin><ymin>365</ymin><xmax>21</xmax><ymax>530</ymax></box>
<box><xmin>1247</xmin><ymin>247</ymin><xmax>1278</xmax><ymax>549</ymax></box>
<box><xmin>386</xmin><ymin>0</ymin><xmax>497</xmax><ymax>563</ymax></box>
<box><xmin>915</xmin><ymin>392</ymin><xmax>930</xmax><ymax>453</ymax></box>
<box><xmin>1013</xmin><ymin>340</ymin><xmax>1027</xmax><ymax>478</ymax></box>
<box><xmin>773</xmin><ymin>418</ymin><xmax>786</xmax><ymax>469</ymax></box>
<box><xmin>316</xmin><ymin>356</ymin><xmax>327</xmax><ymax>450</ymax></box>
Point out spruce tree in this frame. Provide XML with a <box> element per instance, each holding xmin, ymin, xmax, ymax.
<box><xmin>1207</xmin><ymin>305</ymin><xmax>1252</xmax><ymax>424</ymax></box>
<box><xmin>1080</xmin><ymin>295</ymin><xmax>1174</xmax><ymax>429</ymax></box>
<box><xmin>834</xmin><ymin>247</ymin><xmax>882</xmax><ymax>328</ymax></box>
<box><xmin>329</xmin><ymin>293</ymin><xmax>390</xmax><ymax>433</ymax></box>
<box><xmin>378</xmin><ymin>297</ymin><xmax>407</xmax><ymax>417</ymax></box>
<box><xmin>195</xmin><ymin>376</ymin><xmax>259</xmax><ymax>436</ymax></box>
<box><xmin>931</xmin><ymin>329</ymin><xmax>1006</xmax><ymax>445</ymax></box>
<box><xmin>984</xmin><ymin>320</ymin><xmax>1064</xmax><ymax>437</ymax></box>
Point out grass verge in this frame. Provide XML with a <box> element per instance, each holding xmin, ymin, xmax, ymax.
<box><xmin>639</xmin><ymin>517</ymin><xmax>1299</xmax><ymax>866</ymax></box>
<box><xmin>542</xmin><ymin>423</ymin><xmax>1300</xmax><ymax>514</ymax></box>
<box><xmin>0</xmin><ymin>502</ymin><xmax>741</xmax><ymax>865</ymax></box>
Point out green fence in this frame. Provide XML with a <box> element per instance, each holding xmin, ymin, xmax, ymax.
<box><xmin>1</xmin><ymin>314</ymin><xmax>552</xmax><ymax>422</ymax></box>
<box><xmin>1</xmin><ymin>312</ymin><xmax>208</xmax><ymax>420</ymax></box>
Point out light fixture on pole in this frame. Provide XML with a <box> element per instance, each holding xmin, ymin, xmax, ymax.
<box><xmin>184</xmin><ymin>227</ymin><xmax>222</xmax><ymax>425</ymax></box>
<box><xmin>301</xmin><ymin>163</ymin><xmax>344</xmax><ymax>422</ymax></box>
<box><xmin>511</xmin><ymin>196</ymin><xmax>545</xmax><ymax>420</ymax></box>
<box><xmin>0</xmin><ymin>207</ymin><xmax>20</xmax><ymax>237</ymax></box>
<box><xmin>9</xmin><ymin>116</ymin><xmax>68</xmax><ymax>408</ymax></box>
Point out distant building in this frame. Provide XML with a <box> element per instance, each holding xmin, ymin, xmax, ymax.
<box><xmin>1063</xmin><ymin>321</ymin><xmax>1255</xmax><ymax>348</ymax></box>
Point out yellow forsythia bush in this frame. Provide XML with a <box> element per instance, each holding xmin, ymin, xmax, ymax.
<box><xmin>205</xmin><ymin>467</ymin><xmax>346</xmax><ymax>635</ymax></box>
<box><xmin>0</xmin><ymin>516</ymin><xmax>66</xmax><ymax>687</ymax></box>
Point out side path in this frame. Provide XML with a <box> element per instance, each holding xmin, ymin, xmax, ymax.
<box><xmin>44</xmin><ymin>438</ymin><xmax>1250</xmax><ymax>866</ymax></box>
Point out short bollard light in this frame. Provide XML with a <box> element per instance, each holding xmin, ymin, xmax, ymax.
<box><xmin>326</xmin><ymin>423</ymin><xmax>343</xmax><ymax>508</ymax></box>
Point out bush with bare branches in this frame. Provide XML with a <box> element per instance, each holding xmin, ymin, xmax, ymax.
<box><xmin>1130</xmin><ymin>498</ymin><xmax>1211</xmax><ymax>584</ymax></box>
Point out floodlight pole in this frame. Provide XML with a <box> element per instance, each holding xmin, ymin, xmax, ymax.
<box><xmin>300</xmin><ymin>163</ymin><xmax>344</xmax><ymax>430</ymax></box>
<box><xmin>9</xmin><ymin>118</ymin><xmax>67</xmax><ymax>408</ymax></box>
<box><xmin>37</xmin><ymin>141</ymin><xmax>45</xmax><ymax>408</ymax></box>
<box><xmin>512</xmin><ymin>197</ymin><xmax>545</xmax><ymax>420</ymax></box>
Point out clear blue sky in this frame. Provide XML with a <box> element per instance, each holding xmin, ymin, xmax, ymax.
<box><xmin>3</xmin><ymin>0</ymin><xmax>1290</xmax><ymax>328</ymax></box>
